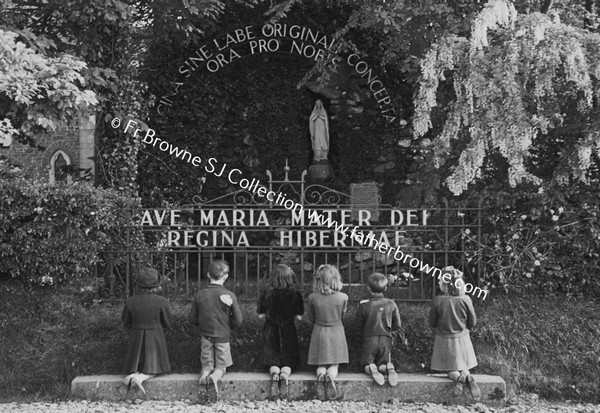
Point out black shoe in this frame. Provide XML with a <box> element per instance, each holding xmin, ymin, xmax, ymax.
<box><xmin>325</xmin><ymin>373</ymin><xmax>337</xmax><ymax>400</ymax></box>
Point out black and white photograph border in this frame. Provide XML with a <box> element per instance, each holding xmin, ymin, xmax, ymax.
<box><xmin>1</xmin><ymin>0</ymin><xmax>600</xmax><ymax>412</ymax></box>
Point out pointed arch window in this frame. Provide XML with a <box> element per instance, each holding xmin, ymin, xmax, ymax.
<box><xmin>49</xmin><ymin>150</ymin><xmax>72</xmax><ymax>184</ymax></box>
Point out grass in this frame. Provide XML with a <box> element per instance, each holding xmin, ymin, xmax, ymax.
<box><xmin>0</xmin><ymin>279</ymin><xmax>599</xmax><ymax>403</ymax></box>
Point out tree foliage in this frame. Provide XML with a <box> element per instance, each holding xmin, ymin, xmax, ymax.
<box><xmin>413</xmin><ymin>0</ymin><xmax>600</xmax><ymax>194</ymax></box>
<box><xmin>0</xmin><ymin>28</ymin><xmax>98</xmax><ymax>146</ymax></box>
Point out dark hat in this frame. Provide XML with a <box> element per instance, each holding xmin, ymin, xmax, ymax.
<box><xmin>137</xmin><ymin>267</ymin><xmax>161</xmax><ymax>288</ymax></box>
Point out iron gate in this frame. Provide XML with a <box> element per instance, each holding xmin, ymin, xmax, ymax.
<box><xmin>97</xmin><ymin>169</ymin><xmax>482</xmax><ymax>302</ymax></box>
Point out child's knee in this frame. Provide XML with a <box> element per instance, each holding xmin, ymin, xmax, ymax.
<box><xmin>377</xmin><ymin>365</ymin><xmax>387</xmax><ymax>374</ymax></box>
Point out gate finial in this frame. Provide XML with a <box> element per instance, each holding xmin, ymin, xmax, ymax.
<box><xmin>284</xmin><ymin>158</ymin><xmax>290</xmax><ymax>181</ymax></box>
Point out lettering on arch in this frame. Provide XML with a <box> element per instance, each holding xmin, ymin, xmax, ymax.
<box><xmin>156</xmin><ymin>23</ymin><xmax>397</xmax><ymax>124</ymax></box>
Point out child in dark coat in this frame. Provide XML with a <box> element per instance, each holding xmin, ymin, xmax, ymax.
<box><xmin>429</xmin><ymin>266</ymin><xmax>480</xmax><ymax>400</ymax></box>
<box><xmin>356</xmin><ymin>272</ymin><xmax>401</xmax><ymax>386</ymax></box>
<box><xmin>122</xmin><ymin>267</ymin><xmax>172</xmax><ymax>394</ymax></box>
<box><xmin>189</xmin><ymin>260</ymin><xmax>243</xmax><ymax>396</ymax></box>
<box><xmin>257</xmin><ymin>264</ymin><xmax>304</xmax><ymax>397</ymax></box>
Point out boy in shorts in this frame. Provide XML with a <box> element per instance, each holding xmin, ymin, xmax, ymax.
<box><xmin>189</xmin><ymin>260</ymin><xmax>243</xmax><ymax>397</ymax></box>
<box><xmin>356</xmin><ymin>272</ymin><xmax>401</xmax><ymax>386</ymax></box>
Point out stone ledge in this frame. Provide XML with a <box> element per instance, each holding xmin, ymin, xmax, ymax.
<box><xmin>71</xmin><ymin>373</ymin><xmax>506</xmax><ymax>406</ymax></box>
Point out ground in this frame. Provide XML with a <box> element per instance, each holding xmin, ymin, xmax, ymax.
<box><xmin>1</xmin><ymin>395</ymin><xmax>599</xmax><ymax>413</ymax></box>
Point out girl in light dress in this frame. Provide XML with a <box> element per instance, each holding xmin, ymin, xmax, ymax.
<box><xmin>429</xmin><ymin>266</ymin><xmax>480</xmax><ymax>400</ymax></box>
<box><xmin>306</xmin><ymin>264</ymin><xmax>348</xmax><ymax>400</ymax></box>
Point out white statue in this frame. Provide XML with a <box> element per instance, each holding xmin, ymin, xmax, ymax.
<box><xmin>309</xmin><ymin>99</ymin><xmax>329</xmax><ymax>162</ymax></box>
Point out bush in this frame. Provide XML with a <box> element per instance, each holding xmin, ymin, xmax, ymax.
<box><xmin>0</xmin><ymin>177</ymin><xmax>139</xmax><ymax>285</ymax></box>
<box><xmin>465</xmin><ymin>184</ymin><xmax>600</xmax><ymax>297</ymax></box>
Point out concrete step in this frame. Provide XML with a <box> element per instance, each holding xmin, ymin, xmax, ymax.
<box><xmin>71</xmin><ymin>373</ymin><xmax>506</xmax><ymax>406</ymax></box>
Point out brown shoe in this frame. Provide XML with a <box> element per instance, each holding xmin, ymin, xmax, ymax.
<box><xmin>452</xmin><ymin>376</ymin><xmax>465</xmax><ymax>397</ymax></box>
<box><xmin>466</xmin><ymin>375</ymin><xmax>481</xmax><ymax>401</ymax></box>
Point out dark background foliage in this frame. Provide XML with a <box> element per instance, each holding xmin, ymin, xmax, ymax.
<box><xmin>138</xmin><ymin>0</ymin><xmax>415</xmax><ymax>206</ymax></box>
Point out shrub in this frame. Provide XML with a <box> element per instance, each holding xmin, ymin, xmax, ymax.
<box><xmin>467</xmin><ymin>183</ymin><xmax>600</xmax><ymax>297</ymax></box>
<box><xmin>0</xmin><ymin>177</ymin><xmax>139</xmax><ymax>285</ymax></box>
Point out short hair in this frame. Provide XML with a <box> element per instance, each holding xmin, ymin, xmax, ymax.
<box><xmin>271</xmin><ymin>264</ymin><xmax>296</xmax><ymax>289</ymax></box>
<box><xmin>208</xmin><ymin>260</ymin><xmax>229</xmax><ymax>281</ymax></box>
<box><xmin>313</xmin><ymin>264</ymin><xmax>343</xmax><ymax>295</ymax></box>
<box><xmin>440</xmin><ymin>266</ymin><xmax>465</xmax><ymax>296</ymax></box>
<box><xmin>367</xmin><ymin>272</ymin><xmax>388</xmax><ymax>293</ymax></box>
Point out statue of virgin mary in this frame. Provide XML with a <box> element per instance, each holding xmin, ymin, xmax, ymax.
<box><xmin>309</xmin><ymin>99</ymin><xmax>329</xmax><ymax>162</ymax></box>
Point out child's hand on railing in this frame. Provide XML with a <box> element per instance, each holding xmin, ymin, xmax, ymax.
<box><xmin>295</xmin><ymin>315</ymin><xmax>302</xmax><ymax>321</ymax></box>
<box><xmin>258</xmin><ymin>313</ymin><xmax>266</xmax><ymax>319</ymax></box>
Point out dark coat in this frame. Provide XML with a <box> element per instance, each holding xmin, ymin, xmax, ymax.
<box><xmin>122</xmin><ymin>291</ymin><xmax>172</xmax><ymax>374</ymax></box>
<box><xmin>257</xmin><ymin>288</ymin><xmax>304</xmax><ymax>368</ymax></box>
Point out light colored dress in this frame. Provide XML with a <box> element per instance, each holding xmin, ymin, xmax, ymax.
<box><xmin>429</xmin><ymin>294</ymin><xmax>478</xmax><ymax>371</ymax></box>
<box><xmin>306</xmin><ymin>291</ymin><xmax>349</xmax><ymax>365</ymax></box>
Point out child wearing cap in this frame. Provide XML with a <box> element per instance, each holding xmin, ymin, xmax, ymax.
<box><xmin>189</xmin><ymin>260</ymin><xmax>243</xmax><ymax>398</ymax></box>
<box><xmin>356</xmin><ymin>272</ymin><xmax>401</xmax><ymax>386</ymax></box>
<box><xmin>122</xmin><ymin>267</ymin><xmax>172</xmax><ymax>394</ymax></box>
